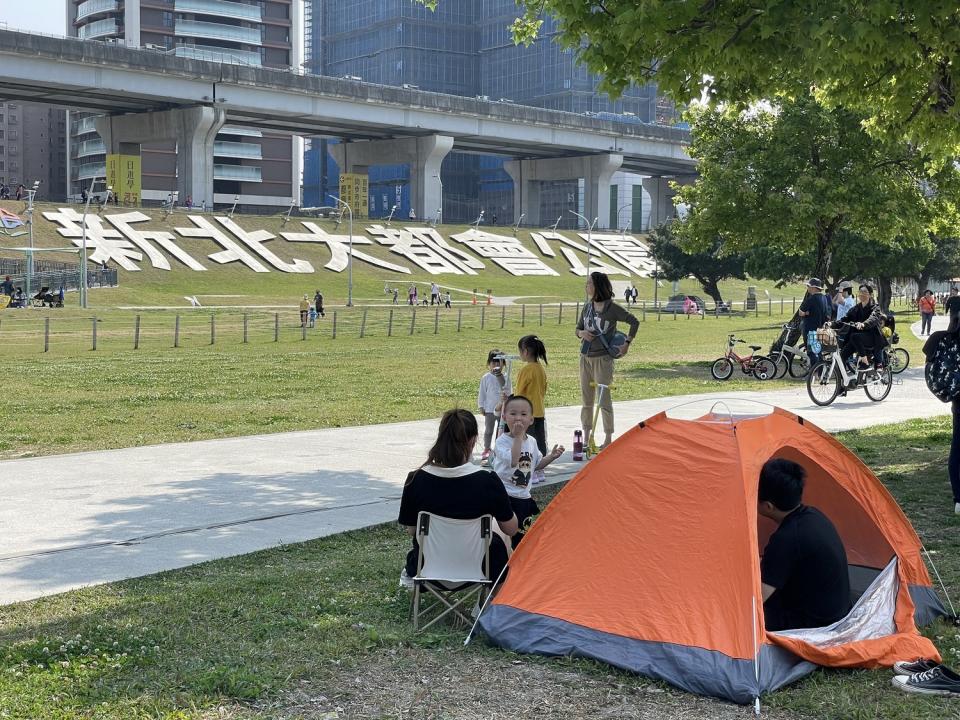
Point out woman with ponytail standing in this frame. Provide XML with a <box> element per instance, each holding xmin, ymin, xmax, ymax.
<box><xmin>397</xmin><ymin>409</ymin><xmax>518</xmax><ymax>587</ymax></box>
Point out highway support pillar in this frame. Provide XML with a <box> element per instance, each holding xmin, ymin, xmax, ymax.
<box><xmin>329</xmin><ymin>135</ymin><xmax>453</xmax><ymax>222</ymax></box>
<box><xmin>504</xmin><ymin>153</ymin><xmax>624</xmax><ymax>229</ymax></box>
<box><xmin>95</xmin><ymin>106</ymin><xmax>226</xmax><ymax>209</ymax></box>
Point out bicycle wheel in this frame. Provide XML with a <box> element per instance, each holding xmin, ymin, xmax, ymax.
<box><xmin>752</xmin><ymin>355</ymin><xmax>777</xmax><ymax>381</ymax></box>
<box><xmin>774</xmin><ymin>354</ymin><xmax>789</xmax><ymax>379</ymax></box>
<box><xmin>788</xmin><ymin>353</ymin><xmax>810</xmax><ymax>378</ymax></box>
<box><xmin>864</xmin><ymin>366</ymin><xmax>893</xmax><ymax>401</ymax></box>
<box><xmin>710</xmin><ymin>357</ymin><xmax>734</xmax><ymax>381</ymax></box>
<box><xmin>889</xmin><ymin>347</ymin><xmax>910</xmax><ymax>374</ymax></box>
<box><xmin>807</xmin><ymin>361</ymin><xmax>840</xmax><ymax>406</ymax></box>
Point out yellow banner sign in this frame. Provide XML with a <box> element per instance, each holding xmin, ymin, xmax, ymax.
<box><xmin>106</xmin><ymin>153</ymin><xmax>142</xmax><ymax>206</ymax></box>
<box><xmin>339</xmin><ymin>173</ymin><xmax>369</xmax><ymax>219</ymax></box>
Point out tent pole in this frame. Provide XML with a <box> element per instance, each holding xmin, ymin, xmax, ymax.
<box><xmin>464</xmin><ymin>562</ymin><xmax>510</xmax><ymax>646</ymax></box>
<box><xmin>922</xmin><ymin>545</ymin><xmax>957</xmax><ymax>617</ymax></box>
<box><xmin>752</xmin><ymin>596</ymin><xmax>761</xmax><ymax>716</ymax></box>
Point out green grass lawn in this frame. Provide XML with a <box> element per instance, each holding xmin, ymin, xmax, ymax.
<box><xmin>5</xmin><ymin>305</ymin><xmax>923</xmax><ymax>460</ymax></box>
<box><xmin>0</xmin><ymin>418</ymin><xmax>957</xmax><ymax>720</ymax></box>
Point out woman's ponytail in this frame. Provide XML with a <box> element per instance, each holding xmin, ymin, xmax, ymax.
<box><xmin>425</xmin><ymin>408</ymin><xmax>477</xmax><ymax>467</ymax></box>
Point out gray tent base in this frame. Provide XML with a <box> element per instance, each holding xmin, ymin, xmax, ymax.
<box><xmin>478</xmin><ymin>584</ymin><xmax>945</xmax><ymax>707</ymax></box>
<box><xmin>479</xmin><ymin>604</ymin><xmax>814</xmax><ymax>705</ymax></box>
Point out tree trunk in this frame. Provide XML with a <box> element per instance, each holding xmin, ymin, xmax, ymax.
<box><xmin>877</xmin><ymin>277</ymin><xmax>893</xmax><ymax>312</ymax></box>
<box><xmin>697</xmin><ymin>276</ymin><xmax>724</xmax><ymax>305</ymax></box>
<box><xmin>916</xmin><ymin>266</ymin><xmax>933</xmax><ymax>297</ymax></box>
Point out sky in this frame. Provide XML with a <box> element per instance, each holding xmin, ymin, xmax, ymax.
<box><xmin>1</xmin><ymin>2</ymin><xmax>67</xmax><ymax>36</ymax></box>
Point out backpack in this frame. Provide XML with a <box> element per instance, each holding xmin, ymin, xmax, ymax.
<box><xmin>924</xmin><ymin>332</ymin><xmax>960</xmax><ymax>402</ymax></box>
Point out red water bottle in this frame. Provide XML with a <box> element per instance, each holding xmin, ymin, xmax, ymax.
<box><xmin>573</xmin><ymin>430</ymin><xmax>584</xmax><ymax>461</ymax></box>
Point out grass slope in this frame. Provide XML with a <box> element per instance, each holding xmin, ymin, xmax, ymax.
<box><xmin>1</xmin><ymin>200</ymin><xmax>808</xmax><ymax>308</ymax></box>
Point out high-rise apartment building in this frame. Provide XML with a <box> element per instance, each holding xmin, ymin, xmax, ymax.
<box><xmin>67</xmin><ymin>1</ymin><xmax>302</xmax><ymax>209</ymax></box>
<box><xmin>0</xmin><ymin>103</ymin><xmax>68</xmax><ymax>201</ymax></box>
<box><xmin>304</xmin><ymin>0</ymin><xmax>670</xmax><ymax>225</ymax></box>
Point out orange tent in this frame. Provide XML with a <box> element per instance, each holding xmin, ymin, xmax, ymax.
<box><xmin>478</xmin><ymin>406</ymin><xmax>946</xmax><ymax>704</ymax></box>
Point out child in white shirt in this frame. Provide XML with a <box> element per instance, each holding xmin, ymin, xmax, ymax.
<box><xmin>477</xmin><ymin>349</ymin><xmax>510</xmax><ymax>464</ymax></box>
<box><xmin>493</xmin><ymin>395</ymin><xmax>564</xmax><ymax>546</ymax></box>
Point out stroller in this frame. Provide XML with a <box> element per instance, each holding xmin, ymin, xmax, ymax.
<box><xmin>31</xmin><ymin>287</ymin><xmax>64</xmax><ymax>308</ymax></box>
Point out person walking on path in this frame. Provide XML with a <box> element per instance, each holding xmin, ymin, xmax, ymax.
<box><xmin>430</xmin><ymin>282</ymin><xmax>440</xmax><ymax>306</ymax></box>
<box><xmin>798</xmin><ymin>278</ymin><xmax>832</xmax><ymax>367</ymax></box>
<box><xmin>443</xmin><ymin>290</ymin><xmax>452</xmax><ymax>309</ymax></box>
<box><xmin>299</xmin><ymin>295</ymin><xmax>310</xmax><ymax>327</ymax></box>
<box><xmin>313</xmin><ymin>290</ymin><xmax>325</xmax><ymax>319</ymax></box>
<box><xmin>392</xmin><ymin>287</ymin><xmax>399</xmax><ymax>305</ymax></box>
<box><xmin>946</xmin><ymin>286</ymin><xmax>960</xmax><ymax>316</ymax></box>
<box><xmin>919</xmin><ymin>290</ymin><xmax>937</xmax><ymax>335</ymax></box>
<box><xmin>575</xmin><ymin>271</ymin><xmax>639</xmax><ymax>450</ymax></box>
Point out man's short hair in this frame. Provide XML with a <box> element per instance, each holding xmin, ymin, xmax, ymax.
<box><xmin>759</xmin><ymin>459</ymin><xmax>806</xmax><ymax>511</ymax></box>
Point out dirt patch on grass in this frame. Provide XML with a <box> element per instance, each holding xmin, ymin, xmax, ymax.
<box><xmin>245</xmin><ymin>646</ymin><xmax>808</xmax><ymax>720</ymax></box>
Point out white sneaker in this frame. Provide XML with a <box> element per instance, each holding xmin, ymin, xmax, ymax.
<box><xmin>399</xmin><ymin>568</ymin><xmax>414</xmax><ymax>590</ymax></box>
<box><xmin>532</xmin><ymin>469</ymin><xmax>546</xmax><ymax>485</ymax></box>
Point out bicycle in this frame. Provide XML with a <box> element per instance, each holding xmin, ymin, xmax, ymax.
<box><xmin>768</xmin><ymin>322</ymin><xmax>810</xmax><ymax>379</ymax></box>
<box><xmin>806</xmin><ymin>324</ymin><xmax>893</xmax><ymax>406</ymax></box>
<box><xmin>710</xmin><ymin>334</ymin><xmax>777</xmax><ymax>381</ymax></box>
<box><xmin>884</xmin><ymin>329</ymin><xmax>909</xmax><ymax>375</ymax></box>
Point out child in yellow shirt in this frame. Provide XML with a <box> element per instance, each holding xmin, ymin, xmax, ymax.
<box><xmin>515</xmin><ymin>335</ymin><xmax>550</xmax><ymax>482</ymax></box>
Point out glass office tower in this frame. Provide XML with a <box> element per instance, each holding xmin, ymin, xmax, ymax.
<box><xmin>305</xmin><ymin>1</ymin><xmax>672</xmax><ymax>225</ymax></box>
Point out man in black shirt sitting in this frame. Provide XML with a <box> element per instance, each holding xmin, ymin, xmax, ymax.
<box><xmin>759</xmin><ymin>459</ymin><xmax>851</xmax><ymax>631</ymax></box>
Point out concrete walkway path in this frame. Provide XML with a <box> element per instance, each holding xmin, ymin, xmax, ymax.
<box><xmin>0</xmin><ymin>368</ymin><xmax>949</xmax><ymax>605</ymax></box>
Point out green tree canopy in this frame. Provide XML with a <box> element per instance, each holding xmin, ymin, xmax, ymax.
<box><xmin>647</xmin><ymin>224</ymin><xmax>745</xmax><ymax>304</ymax></box>
<box><xmin>421</xmin><ymin>1</ymin><xmax>960</xmax><ymax>156</ymax></box>
<box><xmin>673</xmin><ymin>95</ymin><xmax>938</xmax><ymax>285</ymax></box>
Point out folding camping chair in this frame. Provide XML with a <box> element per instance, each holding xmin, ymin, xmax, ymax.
<box><xmin>411</xmin><ymin>512</ymin><xmax>493</xmax><ymax>632</ymax></box>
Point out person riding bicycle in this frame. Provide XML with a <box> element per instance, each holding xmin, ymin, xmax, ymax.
<box><xmin>829</xmin><ymin>284</ymin><xmax>887</xmax><ymax>372</ymax></box>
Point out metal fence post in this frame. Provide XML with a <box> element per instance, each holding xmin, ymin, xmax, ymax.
<box><xmin>210</xmin><ymin>314</ymin><xmax>216</xmax><ymax>345</ymax></box>
<box><xmin>481</xmin><ymin>306</ymin><xmax>486</xmax><ymax>330</ymax></box>
<box><xmin>91</xmin><ymin>316</ymin><xmax>98</xmax><ymax>350</ymax></box>
<box><xmin>271</xmin><ymin>313</ymin><xmax>276</xmax><ymax>342</ymax></box>
<box><xmin>44</xmin><ymin>317</ymin><xmax>50</xmax><ymax>353</ymax></box>
<box><xmin>301</xmin><ymin>318</ymin><xmax>307</xmax><ymax>340</ymax></box>
<box><xmin>134</xmin><ymin>314</ymin><xmax>140</xmax><ymax>350</ymax></box>
<box><xmin>333</xmin><ymin>310</ymin><xmax>338</xmax><ymax>339</ymax></box>
<box><xmin>792</xmin><ymin>296</ymin><xmax>796</xmax><ymax>313</ymax></box>
<box><xmin>558</xmin><ymin>302</ymin><xmax>563</xmax><ymax>324</ymax></box>
<box><xmin>521</xmin><ymin>304</ymin><xmax>526</xmax><ymax>326</ymax></box>
<box><xmin>361</xmin><ymin>308</ymin><xmax>368</xmax><ymax>338</ymax></box>
<box><xmin>457</xmin><ymin>307</ymin><xmax>462</xmax><ymax>332</ymax></box>
<box><xmin>409</xmin><ymin>308</ymin><xmax>416</xmax><ymax>335</ymax></box>
<box><xmin>434</xmin><ymin>307</ymin><xmax>439</xmax><ymax>334</ymax></box>
<box><xmin>388</xmin><ymin>308</ymin><xmax>394</xmax><ymax>337</ymax></box>
<box><xmin>539</xmin><ymin>303</ymin><xmax>543</xmax><ymax>325</ymax></box>
<box><xmin>780</xmin><ymin>297</ymin><xmax>784</xmax><ymax>314</ymax></box>
<box><xmin>500</xmin><ymin>305</ymin><xmax>506</xmax><ymax>329</ymax></box>
<box><xmin>173</xmin><ymin>315</ymin><xmax>180</xmax><ymax>348</ymax></box>
<box><xmin>768</xmin><ymin>298</ymin><xmax>772</xmax><ymax>316</ymax></box>
<box><xmin>243</xmin><ymin>313</ymin><xmax>249</xmax><ymax>344</ymax></box>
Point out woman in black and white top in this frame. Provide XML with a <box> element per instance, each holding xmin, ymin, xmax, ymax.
<box><xmin>574</xmin><ymin>272</ymin><xmax>640</xmax><ymax>449</ymax></box>
<box><xmin>398</xmin><ymin>409</ymin><xmax>518</xmax><ymax>585</ymax></box>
